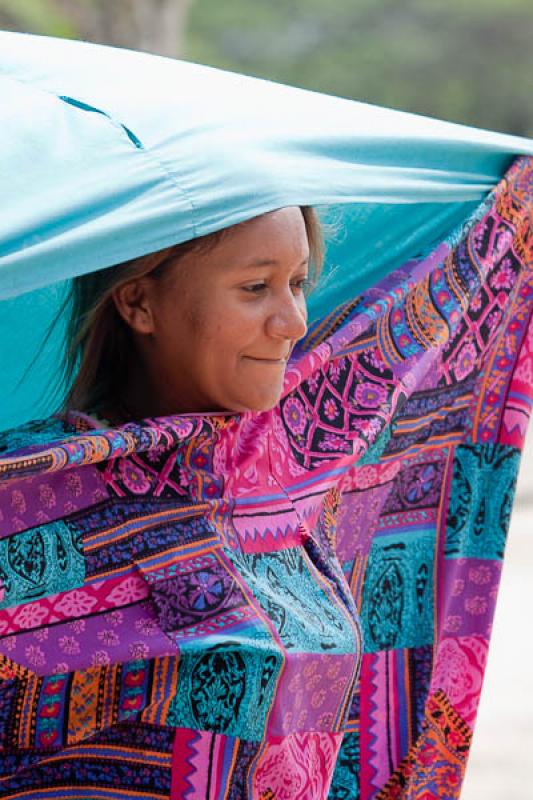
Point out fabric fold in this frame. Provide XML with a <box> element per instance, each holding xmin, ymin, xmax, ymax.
<box><xmin>0</xmin><ymin>155</ymin><xmax>531</xmax><ymax>798</ymax></box>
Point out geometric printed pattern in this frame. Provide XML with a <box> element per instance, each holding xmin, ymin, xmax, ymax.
<box><xmin>0</xmin><ymin>156</ymin><xmax>531</xmax><ymax>798</ymax></box>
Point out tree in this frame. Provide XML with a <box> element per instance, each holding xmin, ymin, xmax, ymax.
<box><xmin>0</xmin><ymin>0</ymin><xmax>194</xmax><ymax>57</ymax></box>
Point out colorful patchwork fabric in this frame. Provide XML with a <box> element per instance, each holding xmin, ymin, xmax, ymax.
<box><xmin>0</xmin><ymin>156</ymin><xmax>531</xmax><ymax>799</ymax></box>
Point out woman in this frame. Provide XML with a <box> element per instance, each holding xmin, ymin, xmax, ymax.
<box><xmin>2</xmin><ymin>203</ymin><xmax>367</xmax><ymax>798</ymax></box>
<box><xmin>1</xmin><ymin>30</ymin><xmax>533</xmax><ymax>800</ymax></box>
<box><xmin>63</xmin><ymin>206</ymin><xmax>320</xmax><ymax>421</ymax></box>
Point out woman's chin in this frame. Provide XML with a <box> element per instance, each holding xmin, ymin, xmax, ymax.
<box><xmin>227</xmin><ymin>390</ymin><xmax>283</xmax><ymax>414</ymax></box>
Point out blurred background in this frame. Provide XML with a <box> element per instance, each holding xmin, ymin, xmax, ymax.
<box><xmin>1</xmin><ymin>1</ymin><xmax>532</xmax><ymax>796</ymax></box>
<box><xmin>1</xmin><ymin>0</ymin><xmax>532</xmax><ymax>136</ymax></box>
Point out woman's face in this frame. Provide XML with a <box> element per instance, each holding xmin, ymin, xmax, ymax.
<box><xmin>114</xmin><ymin>206</ymin><xmax>310</xmax><ymax>416</ymax></box>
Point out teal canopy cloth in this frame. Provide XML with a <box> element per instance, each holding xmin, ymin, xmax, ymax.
<box><xmin>1</xmin><ymin>31</ymin><xmax>533</xmax><ymax>430</ymax></box>
<box><xmin>0</xmin><ymin>31</ymin><xmax>533</xmax><ymax>800</ymax></box>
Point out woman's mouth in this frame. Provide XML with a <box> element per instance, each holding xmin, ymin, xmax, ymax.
<box><xmin>245</xmin><ymin>356</ymin><xmax>288</xmax><ymax>364</ymax></box>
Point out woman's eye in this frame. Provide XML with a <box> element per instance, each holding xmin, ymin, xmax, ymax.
<box><xmin>292</xmin><ymin>277</ymin><xmax>311</xmax><ymax>292</ymax></box>
<box><xmin>243</xmin><ymin>283</ymin><xmax>267</xmax><ymax>293</ymax></box>
<box><xmin>242</xmin><ymin>277</ymin><xmax>310</xmax><ymax>294</ymax></box>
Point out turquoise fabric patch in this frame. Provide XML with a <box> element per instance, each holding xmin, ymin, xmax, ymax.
<box><xmin>361</xmin><ymin>527</ymin><xmax>435</xmax><ymax>652</ymax></box>
<box><xmin>228</xmin><ymin>548</ymin><xmax>358</xmax><ymax>654</ymax></box>
<box><xmin>0</xmin><ymin>415</ymin><xmax>70</xmax><ymax>456</ymax></box>
<box><xmin>445</xmin><ymin>443</ymin><xmax>520</xmax><ymax>560</ymax></box>
<box><xmin>0</xmin><ymin>520</ymin><xmax>85</xmax><ymax>609</ymax></box>
<box><xmin>167</xmin><ymin>638</ymin><xmax>282</xmax><ymax>740</ymax></box>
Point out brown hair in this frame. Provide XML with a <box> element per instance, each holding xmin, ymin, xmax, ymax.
<box><xmin>59</xmin><ymin>206</ymin><xmax>324</xmax><ymax>417</ymax></box>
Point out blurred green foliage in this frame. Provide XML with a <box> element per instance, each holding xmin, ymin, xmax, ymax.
<box><xmin>1</xmin><ymin>0</ymin><xmax>532</xmax><ymax>136</ymax></box>
<box><xmin>186</xmin><ymin>0</ymin><xmax>533</xmax><ymax>136</ymax></box>
<box><xmin>0</xmin><ymin>0</ymin><xmax>75</xmax><ymax>37</ymax></box>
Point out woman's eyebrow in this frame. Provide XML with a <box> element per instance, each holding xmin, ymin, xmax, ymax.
<box><xmin>241</xmin><ymin>256</ymin><xmax>309</xmax><ymax>269</ymax></box>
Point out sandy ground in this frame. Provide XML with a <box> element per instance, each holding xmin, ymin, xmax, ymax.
<box><xmin>462</xmin><ymin>432</ymin><xmax>533</xmax><ymax>799</ymax></box>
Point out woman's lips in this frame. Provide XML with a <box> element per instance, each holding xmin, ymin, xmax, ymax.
<box><xmin>244</xmin><ymin>356</ymin><xmax>288</xmax><ymax>364</ymax></box>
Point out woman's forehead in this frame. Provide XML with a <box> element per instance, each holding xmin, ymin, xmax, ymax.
<box><xmin>164</xmin><ymin>207</ymin><xmax>309</xmax><ymax>282</ymax></box>
<box><xmin>214</xmin><ymin>208</ymin><xmax>309</xmax><ymax>264</ymax></box>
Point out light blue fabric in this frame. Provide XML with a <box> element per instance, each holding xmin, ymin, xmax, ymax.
<box><xmin>1</xmin><ymin>31</ymin><xmax>533</xmax><ymax>430</ymax></box>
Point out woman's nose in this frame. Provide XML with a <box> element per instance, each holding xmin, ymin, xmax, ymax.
<box><xmin>266</xmin><ymin>290</ymin><xmax>308</xmax><ymax>342</ymax></box>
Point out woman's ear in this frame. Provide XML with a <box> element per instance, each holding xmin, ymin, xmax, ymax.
<box><xmin>111</xmin><ymin>278</ymin><xmax>155</xmax><ymax>335</ymax></box>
